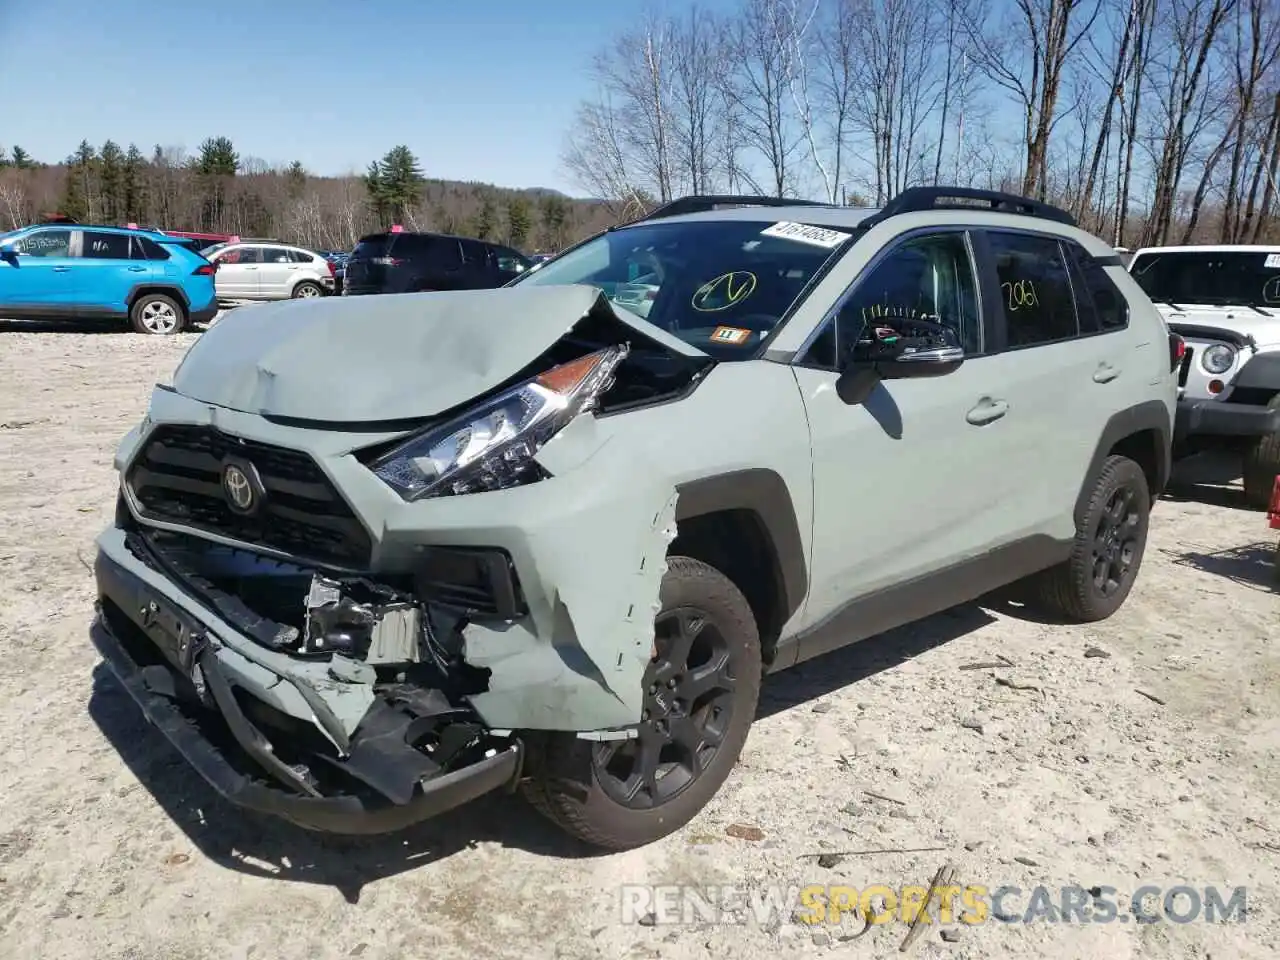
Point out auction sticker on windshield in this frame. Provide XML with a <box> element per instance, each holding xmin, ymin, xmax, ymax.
<box><xmin>709</xmin><ymin>326</ymin><xmax>752</xmax><ymax>345</ymax></box>
<box><xmin>760</xmin><ymin>221</ymin><xmax>850</xmax><ymax>249</ymax></box>
<box><xmin>1264</xmin><ymin>253</ymin><xmax>1280</xmax><ymax>268</ymax></box>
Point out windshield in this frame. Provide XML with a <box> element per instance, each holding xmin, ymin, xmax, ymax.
<box><xmin>1130</xmin><ymin>249</ymin><xmax>1280</xmax><ymax>309</ymax></box>
<box><xmin>511</xmin><ymin>218</ymin><xmax>853</xmax><ymax>357</ymax></box>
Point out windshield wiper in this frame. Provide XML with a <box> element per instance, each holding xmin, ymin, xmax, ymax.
<box><xmin>1246</xmin><ymin>303</ymin><xmax>1273</xmax><ymax>317</ymax></box>
<box><xmin>1158</xmin><ymin>298</ymin><xmax>1185</xmax><ymax>312</ymax></box>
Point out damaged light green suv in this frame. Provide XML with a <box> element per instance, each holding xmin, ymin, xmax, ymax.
<box><xmin>91</xmin><ymin>188</ymin><xmax>1176</xmax><ymax>850</ymax></box>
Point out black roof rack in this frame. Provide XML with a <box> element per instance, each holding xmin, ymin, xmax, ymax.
<box><xmin>629</xmin><ymin>194</ymin><xmax>835</xmax><ymax>224</ymax></box>
<box><xmin>862</xmin><ymin>187</ymin><xmax>1077</xmax><ymax>229</ymax></box>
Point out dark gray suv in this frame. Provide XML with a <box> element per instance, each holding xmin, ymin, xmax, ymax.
<box><xmin>342</xmin><ymin>231</ymin><xmax>531</xmax><ymax>295</ymax></box>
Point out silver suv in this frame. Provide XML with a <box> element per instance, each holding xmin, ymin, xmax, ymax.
<box><xmin>91</xmin><ymin>188</ymin><xmax>1176</xmax><ymax>850</ymax></box>
<box><xmin>201</xmin><ymin>240</ymin><xmax>335</xmax><ymax>301</ymax></box>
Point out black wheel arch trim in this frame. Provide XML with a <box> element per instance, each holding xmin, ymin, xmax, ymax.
<box><xmin>673</xmin><ymin>468</ymin><xmax>808</xmax><ymax>623</ymax></box>
<box><xmin>1075</xmin><ymin>399</ymin><xmax>1172</xmax><ymax>517</ymax></box>
<box><xmin>1232</xmin><ymin>352</ymin><xmax>1280</xmax><ymax>394</ymax></box>
<box><xmin>127</xmin><ymin>283</ymin><xmax>191</xmax><ymax>311</ymax></box>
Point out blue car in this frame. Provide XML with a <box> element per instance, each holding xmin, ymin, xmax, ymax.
<box><xmin>0</xmin><ymin>223</ymin><xmax>219</xmax><ymax>334</ymax></box>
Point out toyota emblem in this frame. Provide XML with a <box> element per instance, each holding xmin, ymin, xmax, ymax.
<box><xmin>222</xmin><ymin>462</ymin><xmax>257</xmax><ymax>514</ymax></box>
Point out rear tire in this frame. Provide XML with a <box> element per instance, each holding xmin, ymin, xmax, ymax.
<box><xmin>129</xmin><ymin>293</ymin><xmax>186</xmax><ymax>335</ymax></box>
<box><xmin>1037</xmin><ymin>455</ymin><xmax>1150</xmax><ymax>622</ymax></box>
<box><xmin>292</xmin><ymin>281</ymin><xmax>323</xmax><ymax>299</ymax></box>
<box><xmin>521</xmin><ymin>556</ymin><xmax>762</xmax><ymax>850</ymax></box>
<box><xmin>1241</xmin><ymin>395</ymin><xmax>1280</xmax><ymax>510</ymax></box>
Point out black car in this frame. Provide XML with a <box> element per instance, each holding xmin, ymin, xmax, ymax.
<box><xmin>342</xmin><ymin>231</ymin><xmax>531</xmax><ymax>296</ymax></box>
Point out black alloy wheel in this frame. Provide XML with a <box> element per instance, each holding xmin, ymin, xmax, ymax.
<box><xmin>591</xmin><ymin>607</ymin><xmax>737</xmax><ymax>809</ymax></box>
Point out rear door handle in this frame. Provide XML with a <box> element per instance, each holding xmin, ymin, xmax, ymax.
<box><xmin>53</xmin><ymin>266</ymin><xmax>71</xmax><ymax>273</ymax></box>
<box><xmin>966</xmin><ymin>397</ymin><xmax>1009</xmax><ymax>425</ymax></box>
<box><xmin>1093</xmin><ymin>363</ymin><xmax>1120</xmax><ymax>384</ymax></box>
<box><xmin>128</xmin><ymin>265</ymin><xmax>147</xmax><ymax>272</ymax></box>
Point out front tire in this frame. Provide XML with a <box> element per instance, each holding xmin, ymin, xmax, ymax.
<box><xmin>1037</xmin><ymin>454</ymin><xmax>1151</xmax><ymax>622</ymax></box>
<box><xmin>292</xmin><ymin>281</ymin><xmax>323</xmax><ymax>299</ymax></box>
<box><xmin>129</xmin><ymin>293</ymin><xmax>186</xmax><ymax>335</ymax></box>
<box><xmin>521</xmin><ymin>556</ymin><xmax>762</xmax><ymax>850</ymax></box>
<box><xmin>1242</xmin><ymin>395</ymin><xmax>1280</xmax><ymax>509</ymax></box>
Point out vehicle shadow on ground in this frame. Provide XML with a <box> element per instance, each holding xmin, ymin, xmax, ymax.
<box><xmin>1163</xmin><ymin>452</ymin><xmax>1258</xmax><ymax>511</ymax></box>
<box><xmin>86</xmin><ymin>663</ymin><xmax>605</xmax><ymax>903</ymax></box>
<box><xmin>757</xmin><ymin>603</ymin><xmax>997</xmax><ymax>717</ymax></box>
<box><xmin>1170</xmin><ymin>541</ymin><xmax>1278</xmax><ymax>593</ymax></box>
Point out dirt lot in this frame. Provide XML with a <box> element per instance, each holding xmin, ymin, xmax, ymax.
<box><xmin>0</xmin><ymin>317</ymin><xmax>1277</xmax><ymax>960</ymax></box>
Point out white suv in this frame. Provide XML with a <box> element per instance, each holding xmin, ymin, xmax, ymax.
<box><xmin>201</xmin><ymin>241</ymin><xmax>335</xmax><ymax>302</ymax></box>
<box><xmin>1128</xmin><ymin>245</ymin><xmax>1280</xmax><ymax>507</ymax></box>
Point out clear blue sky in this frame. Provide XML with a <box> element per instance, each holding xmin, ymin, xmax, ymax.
<box><xmin>0</xmin><ymin>0</ymin><xmax>681</xmax><ymax>196</ymax></box>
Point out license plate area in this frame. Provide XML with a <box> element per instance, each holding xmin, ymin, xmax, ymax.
<box><xmin>135</xmin><ymin>590</ymin><xmax>208</xmax><ymax>676</ymax></box>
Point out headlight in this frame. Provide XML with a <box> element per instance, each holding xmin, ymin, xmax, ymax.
<box><xmin>370</xmin><ymin>345</ymin><xmax>628</xmax><ymax>500</ymax></box>
<box><xmin>1201</xmin><ymin>343</ymin><xmax>1236</xmax><ymax>375</ymax></box>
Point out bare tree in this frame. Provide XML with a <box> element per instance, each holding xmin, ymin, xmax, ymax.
<box><xmin>1144</xmin><ymin>0</ymin><xmax>1238</xmax><ymax>245</ymax></box>
<box><xmin>1075</xmin><ymin>0</ymin><xmax>1142</xmax><ymax>224</ymax></box>
<box><xmin>1221</xmin><ymin>0</ymin><xmax>1280</xmax><ymax>239</ymax></box>
<box><xmin>965</xmin><ymin>0</ymin><xmax>1103</xmax><ymax>198</ymax></box>
<box><xmin>0</xmin><ymin>174</ymin><xmax>28</xmax><ymax>229</ymax></box>
<box><xmin>847</xmin><ymin>0</ymin><xmax>946</xmax><ymax>202</ymax></box>
<box><xmin>1249</xmin><ymin>91</ymin><xmax>1280</xmax><ymax>240</ymax></box>
<box><xmin>723</xmin><ymin>0</ymin><xmax>803</xmax><ymax>196</ymax></box>
<box><xmin>669</xmin><ymin>6</ymin><xmax>723</xmax><ymax>194</ymax></box>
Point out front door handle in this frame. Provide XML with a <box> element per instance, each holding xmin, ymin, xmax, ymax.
<box><xmin>1093</xmin><ymin>363</ymin><xmax>1120</xmax><ymax>384</ymax></box>
<box><xmin>966</xmin><ymin>397</ymin><xmax>1009</xmax><ymax>425</ymax></box>
<box><xmin>127</xmin><ymin>265</ymin><xmax>147</xmax><ymax>272</ymax></box>
<box><xmin>53</xmin><ymin>266</ymin><xmax>71</xmax><ymax>273</ymax></box>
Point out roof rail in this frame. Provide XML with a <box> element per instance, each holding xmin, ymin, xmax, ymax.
<box><xmin>861</xmin><ymin>186</ymin><xmax>1077</xmax><ymax>229</ymax></box>
<box><xmin>630</xmin><ymin>194</ymin><xmax>835</xmax><ymax>224</ymax></box>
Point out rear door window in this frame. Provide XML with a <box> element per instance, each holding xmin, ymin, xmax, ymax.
<box><xmin>287</xmin><ymin>249</ymin><xmax>315</xmax><ymax>263</ymax></box>
<box><xmin>81</xmin><ymin>231</ymin><xmax>132</xmax><ymax>260</ymax></box>
<box><xmin>387</xmin><ymin>234</ymin><xmax>440</xmax><ymax>264</ymax></box>
<box><xmin>460</xmin><ymin>239</ymin><xmax>492</xmax><ymax>269</ymax></box>
<box><xmin>261</xmin><ymin>246</ymin><xmax>292</xmax><ymax>264</ymax></box>
<box><xmin>986</xmin><ymin>231</ymin><xmax>1080</xmax><ymax>348</ymax></box>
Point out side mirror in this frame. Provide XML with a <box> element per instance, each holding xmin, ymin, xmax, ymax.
<box><xmin>0</xmin><ymin>244</ymin><xmax>17</xmax><ymax>265</ymax></box>
<box><xmin>836</xmin><ymin>318</ymin><xmax>964</xmax><ymax>404</ymax></box>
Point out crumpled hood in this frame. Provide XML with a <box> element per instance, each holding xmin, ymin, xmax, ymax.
<box><xmin>1159</xmin><ymin>304</ymin><xmax>1280</xmax><ymax>351</ymax></box>
<box><xmin>171</xmin><ymin>284</ymin><xmax>707</xmax><ymax>422</ymax></box>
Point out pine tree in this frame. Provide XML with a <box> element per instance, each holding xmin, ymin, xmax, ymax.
<box><xmin>99</xmin><ymin>140</ymin><xmax>125</xmax><ymax>222</ymax></box>
<box><xmin>364</xmin><ymin>145</ymin><xmax>424</xmax><ymax>225</ymax></box>
<box><xmin>505</xmin><ymin>195</ymin><xmax>532</xmax><ymax>250</ymax></box>
<box><xmin>472</xmin><ymin>190</ymin><xmax>498</xmax><ymax>240</ymax></box>
<box><xmin>196</xmin><ymin>136</ymin><xmax>238</xmax><ymax>228</ymax></box>
<box><xmin>122</xmin><ymin>144</ymin><xmax>146</xmax><ymax>222</ymax></box>
<box><xmin>285</xmin><ymin>161</ymin><xmax>307</xmax><ymax>200</ymax></box>
<box><xmin>0</xmin><ymin>146</ymin><xmax>8</xmax><ymax>168</ymax></box>
<box><xmin>538</xmin><ymin>194</ymin><xmax>570</xmax><ymax>251</ymax></box>
<box><xmin>10</xmin><ymin>146</ymin><xmax>35</xmax><ymax>170</ymax></box>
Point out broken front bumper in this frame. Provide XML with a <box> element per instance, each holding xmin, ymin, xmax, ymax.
<box><xmin>91</xmin><ymin>529</ymin><xmax>523</xmax><ymax>833</ymax></box>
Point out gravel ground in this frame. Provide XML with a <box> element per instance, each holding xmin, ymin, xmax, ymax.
<box><xmin>0</xmin><ymin>315</ymin><xmax>1277</xmax><ymax>960</ymax></box>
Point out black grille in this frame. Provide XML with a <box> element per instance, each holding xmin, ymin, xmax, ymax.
<box><xmin>126</xmin><ymin>424</ymin><xmax>372</xmax><ymax>569</ymax></box>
